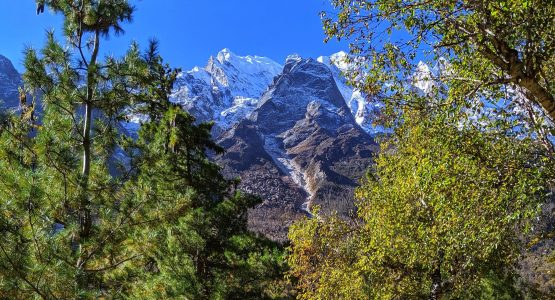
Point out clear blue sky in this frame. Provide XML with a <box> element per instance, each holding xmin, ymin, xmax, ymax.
<box><xmin>0</xmin><ymin>0</ymin><xmax>347</xmax><ymax>72</ymax></box>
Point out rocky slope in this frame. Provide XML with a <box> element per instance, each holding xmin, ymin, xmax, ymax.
<box><xmin>317</xmin><ymin>52</ymin><xmax>384</xmax><ymax>134</ymax></box>
<box><xmin>0</xmin><ymin>55</ymin><xmax>23</xmax><ymax>109</ymax></box>
<box><xmin>215</xmin><ymin>55</ymin><xmax>377</xmax><ymax>240</ymax></box>
<box><xmin>164</xmin><ymin>50</ymin><xmax>380</xmax><ymax>240</ymax></box>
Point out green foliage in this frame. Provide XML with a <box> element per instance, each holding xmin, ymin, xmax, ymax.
<box><xmin>0</xmin><ymin>1</ymin><xmax>287</xmax><ymax>298</ymax></box>
<box><xmin>322</xmin><ymin>0</ymin><xmax>555</xmax><ymax>137</ymax></box>
<box><xmin>315</xmin><ymin>3</ymin><xmax>555</xmax><ymax>296</ymax></box>
<box><xmin>118</xmin><ymin>106</ymin><xmax>288</xmax><ymax>299</ymax></box>
<box><xmin>288</xmin><ymin>212</ymin><xmax>367</xmax><ymax>300</ymax></box>
<box><xmin>288</xmin><ymin>111</ymin><xmax>554</xmax><ymax>299</ymax></box>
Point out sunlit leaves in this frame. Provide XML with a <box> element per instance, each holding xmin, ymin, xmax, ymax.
<box><xmin>289</xmin><ymin>111</ymin><xmax>553</xmax><ymax>298</ymax></box>
<box><xmin>322</xmin><ymin>0</ymin><xmax>555</xmax><ymax>131</ymax></box>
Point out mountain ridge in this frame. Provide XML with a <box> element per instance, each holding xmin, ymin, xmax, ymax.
<box><xmin>0</xmin><ymin>54</ymin><xmax>23</xmax><ymax>109</ymax></box>
<box><xmin>213</xmin><ymin>53</ymin><xmax>378</xmax><ymax>240</ymax></box>
<box><xmin>168</xmin><ymin>49</ymin><xmax>383</xmax><ymax>138</ymax></box>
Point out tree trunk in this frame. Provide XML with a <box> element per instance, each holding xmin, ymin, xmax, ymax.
<box><xmin>79</xmin><ymin>30</ymin><xmax>100</xmax><ymax>240</ymax></box>
<box><xmin>80</xmin><ymin>101</ymin><xmax>92</xmax><ymax>238</ymax></box>
<box><xmin>429</xmin><ymin>264</ymin><xmax>442</xmax><ymax>300</ymax></box>
<box><xmin>429</xmin><ymin>250</ymin><xmax>444</xmax><ymax>300</ymax></box>
<box><xmin>519</xmin><ymin>77</ymin><xmax>555</xmax><ymax>121</ymax></box>
<box><xmin>77</xmin><ymin>29</ymin><xmax>100</xmax><ymax>291</ymax></box>
<box><xmin>477</xmin><ymin>36</ymin><xmax>555</xmax><ymax>122</ymax></box>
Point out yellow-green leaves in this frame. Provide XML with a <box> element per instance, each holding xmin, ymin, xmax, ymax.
<box><xmin>323</xmin><ymin>0</ymin><xmax>555</xmax><ymax>126</ymax></box>
<box><xmin>288</xmin><ymin>111</ymin><xmax>553</xmax><ymax>299</ymax></box>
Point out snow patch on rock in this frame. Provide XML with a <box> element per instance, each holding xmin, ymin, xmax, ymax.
<box><xmin>262</xmin><ymin>135</ymin><xmax>314</xmax><ymax>216</ymax></box>
<box><xmin>317</xmin><ymin>52</ymin><xmax>385</xmax><ymax>135</ymax></box>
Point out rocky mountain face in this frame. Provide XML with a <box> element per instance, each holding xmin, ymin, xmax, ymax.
<box><xmin>316</xmin><ymin>52</ymin><xmax>384</xmax><ymax>134</ymax></box>
<box><xmin>177</xmin><ymin>52</ymin><xmax>379</xmax><ymax>241</ymax></box>
<box><xmin>0</xmin><ymin>55</ymin><xmax>23</xmax><ymax>109</ymax></box>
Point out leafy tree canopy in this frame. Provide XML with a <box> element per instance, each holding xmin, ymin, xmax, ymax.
<box><xmin>322</xmin><ymin>0</ymin><xmax>555</xmax><ymax>140</ymax></box>
<box><xmin>289</xmin><ymin>110</ymin><xmax>554</xmax><ymax>299</ymax></box>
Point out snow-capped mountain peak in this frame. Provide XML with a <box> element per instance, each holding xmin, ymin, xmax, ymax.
<box><xmin>317</xmin><ymin>51</ymin><xmax>384</xmax><ymax>134</ymax></box>
<box><xmin>216</xmin><ymin>48</ymin><xmax>233</xmax><ymax>63</ymax></box>
<box><xmin>411</xmin><ymin>58</ymin><xmax>454</xmax><ymax>97</ymax></box>
<box><xmin>169</xmin><ymin>49</ymin><xmax>282</xmax><ymax>134</ymax></box>
<box><xmin>285</xmin><ymin>53</ymin><xmax>302</xmax><ymax>63</ymax></box>
<box><xmin>215</xmin><ymin>48</ymin><xmax>281</xmax><ymax>76</ymax></box>
<box><xmin>126</xmin><ymin>49</ymin><xmax>387</xmax><ymax>137</ymax></box>
<box><xmin>318</xmin><ymin>51</ymin><xmax>351</xmax><ymax>72</ymax></box>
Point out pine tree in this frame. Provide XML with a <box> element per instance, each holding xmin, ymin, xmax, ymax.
<box><xmin>0</xmin><ymin>1</ymin><xmax>287</xmax><ymax>298</ymax></box>
<box><xmin>115</xmin><ymin>49</ymin><xmax>288</xmax><ymax>299</ymax></box>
